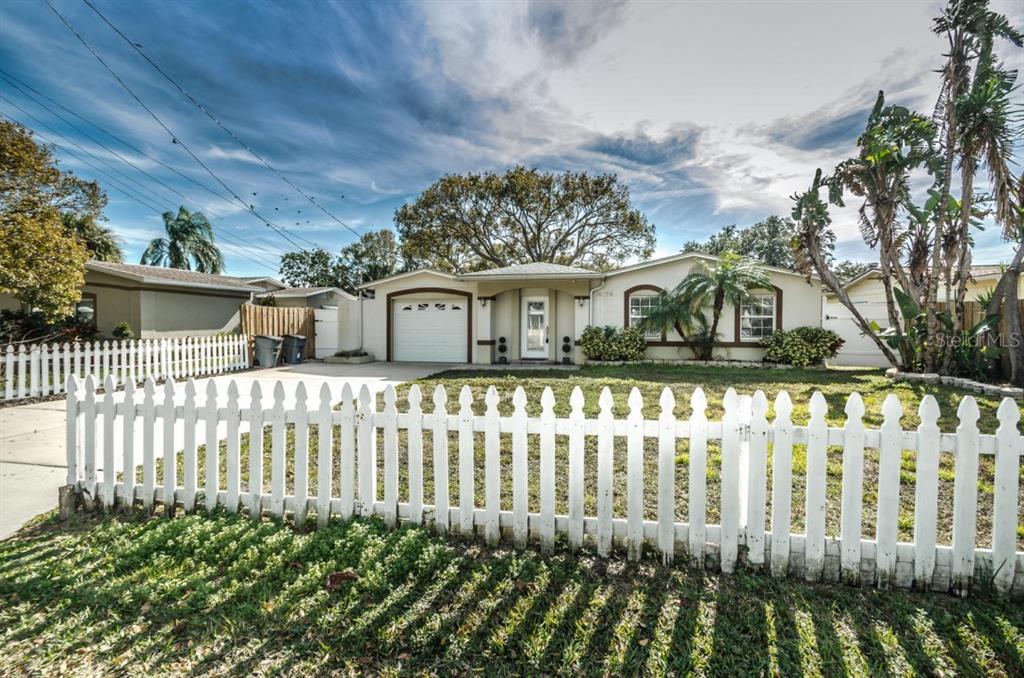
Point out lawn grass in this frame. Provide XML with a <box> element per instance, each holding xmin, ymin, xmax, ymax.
<box><xmin>141</xmin><ymin>363</ymin><xmax>1022</xmax><ymax>550</ymax></box>
<box><xmin>1</xmin><ymin>511</ymin><xmax>1021</xmax><ymax>676</ymax></box>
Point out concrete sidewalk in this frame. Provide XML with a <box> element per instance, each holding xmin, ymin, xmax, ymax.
<box><xmin>0</xmin><ymin>361</ymin><xmax>446</xmax><ymax>539</ymax></box>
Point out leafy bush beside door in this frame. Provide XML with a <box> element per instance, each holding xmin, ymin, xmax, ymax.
<box><xmin>761</xmin><ymin>326</ymin><xmax>844</xmax><ymax>367</ymax></box>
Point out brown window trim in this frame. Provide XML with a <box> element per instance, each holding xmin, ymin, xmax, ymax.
<box><xmin>385</xmin><ymin>287</ymin><xmax>473</xmax><ymax>362</ymax></box>
<box><xmin>733</xmin><ymin>286</ymin><xmax>783</xmax><ymax>344</ymax></box>
<box><xmin>623</xmin><ymin>284</ymin><xmax>667</xmax><ymax>342</ymax></box>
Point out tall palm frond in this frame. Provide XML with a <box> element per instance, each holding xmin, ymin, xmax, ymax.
<box><xmin>139</xmin><ymin>206</ymin><xmax>224</xmax><ymax>273</ymax></box>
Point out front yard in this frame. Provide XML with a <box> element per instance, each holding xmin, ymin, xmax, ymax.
<box><xmin>1</xmin><ymin>511</ymin><xmax>1022</xmax><ymax>676</ymax></box>
<box><xmin>2</xmin><ymin>363</ymin><xmax>1021</xmax><ymax>674</ymax></box>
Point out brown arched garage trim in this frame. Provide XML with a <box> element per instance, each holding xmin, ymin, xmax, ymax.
<box><xmin>733</xmin><ymin>285</ymin><xmax>783</xmax><ymax>344</ymax></box>
<box><xmin>386</xmin><ymin>287</ymin><xmax>473</xmax><ymax>362</ymax></box>
<box><xmin>623</xmin><ymin>284</ymin><xmax>667</xmax><ymax>342</ymax></box>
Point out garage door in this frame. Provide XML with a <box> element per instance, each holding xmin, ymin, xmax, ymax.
<box><xmin>393</xmin><ymin>299</ymin><xmax>468</xmax><ymax>362</ymax></box>
<box><xmin>824</xmin><ymin>301</ymin><xmax>892</xmax><ymax>367</ymax></box>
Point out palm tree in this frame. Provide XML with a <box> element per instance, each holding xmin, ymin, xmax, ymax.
<box><xmin>827</xmin><ymin>91</ymin><xmax>939</xmax><ymax>368</ymax></box>
<box><xmin>62</xmin><ymin>213</ymin><xmax>123</xmax><ymax>262</ymax></box>
<box><xmin>140</xmin><ymin>207</ymin><xmax>224</xmax><ymax>273</ymax></box>
<box><xmin>640</xmin><ymin>252</ymin><xmax>770</xmax><ymax>360</ymax></box>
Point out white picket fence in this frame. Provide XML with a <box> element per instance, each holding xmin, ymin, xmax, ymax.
<box><xmin>64</xmin><ymin>377</ymin><xmax>1023</xmax><ymax>595</ymax></box>
<box><xmin>2</xmin><ymin>336</ymin><xmax>248</xmax><ymax>402</ymax></box>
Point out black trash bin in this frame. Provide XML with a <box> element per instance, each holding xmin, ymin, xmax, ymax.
<box><xmin>281</xmin><ymin>334</ymin><xmax>306</xmax><ymax>365</ymax></box>
<box><xmin>254</xmin><ymin>334</ymin><xmax>283</xmax><ymax>367</ymax></box>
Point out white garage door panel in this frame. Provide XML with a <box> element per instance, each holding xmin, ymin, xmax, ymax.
<box><xmin>824</xmin><ymin>301</ymin><xmax>892</xmax><ymax>367</ymax></box>
<box><xmin>393</xmin><ymin>299</ymin><xmax>467</xmax><ymax>363</ymax></box>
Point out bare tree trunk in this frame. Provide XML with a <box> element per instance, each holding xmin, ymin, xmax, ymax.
<box><xmin>941</xmin><ymin>163</ymin><xmax>975</xmax><ymax>374</ymax></box>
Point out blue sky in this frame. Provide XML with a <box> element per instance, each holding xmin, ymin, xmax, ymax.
<box><xmin>1</xmin><ymin>0</ymin><xmax>1020</xmax><ymax>276</ymax></box>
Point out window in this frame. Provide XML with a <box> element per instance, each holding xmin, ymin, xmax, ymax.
<box><xmin>628</xmin><ymin>295</ymin><xmax>661</xmax><ymax>340</ymax></box>
<box><xmin>76</xmin><ymin>293</ymin><xmax>97</xmax><ymax>327</ymax></box>
<box><xmin>740</xmin><ymin>294</ymin><xmax>776</xmax><ymax>339</ymax></box>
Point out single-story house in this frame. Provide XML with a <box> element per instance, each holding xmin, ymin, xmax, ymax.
<box><xmin>256</xmin><ymin>286</ymin><xmax>356</xmax><ymax>309</ymax></box>
<box><xmin>0</xmin><ymin>261</ymin><xmax>261</xmax><ymax>338</ymax></box>
<box><xmin>353</xmin><ymin>253</ymin><xmax>823</xmax><ymax>364</ymax></box>
<box><xmin>823</xmin><ymin>264</ymin><xmax>1020</xmax><ymax>367</ymax></box>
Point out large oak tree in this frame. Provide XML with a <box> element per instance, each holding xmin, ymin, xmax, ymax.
<box><xmin>395</xmin><ymin>166</ymin><xmax>655</xmax><ymax>272</ymax></box>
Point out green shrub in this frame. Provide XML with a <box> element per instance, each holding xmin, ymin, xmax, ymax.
<box><xmin>579</xmin><ymin>325</ymin><xmax>648</xmax><ymax>361</ymax></box>
<box><xmin>761</xmin><ymin>326</ymin><xmax>843</xmax><ymax>367</ymax></box>
<box><xmin>111</xmin><ymin>321</ymin><xmax>134</xmax><ymax>339</ymax></box>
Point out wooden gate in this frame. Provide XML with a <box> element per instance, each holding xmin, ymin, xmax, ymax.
<box><xmin>240</xmin><ymin>304</ymin><xmax>316</xmax><ymax>359</ymax></box>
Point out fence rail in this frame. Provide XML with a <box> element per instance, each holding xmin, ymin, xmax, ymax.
<box><xmin>2</xmin><ymin>336</ymin><xmax>248</xmax><ymax>402</ymax></box>
<box><xmin>63</xmin><ymin>377</ymin><xmax>1023</xmax><ymax>596</ymax></box>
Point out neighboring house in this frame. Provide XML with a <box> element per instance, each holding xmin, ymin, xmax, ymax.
<box><xmin>241</xmin><ymin>277</ymin><xmax>289</xmax><ymax>293</ymax></box>
<box><xmin>0</xmin><ymin>261</ymin><xmax>260</xmax><ymax>338</ymax></box>
<box><xmin>823</xmin><ymin>264</ymin><xmax>1019</xmax><ymax>367</ymax></box>
<box><xmin>256</xmin><ymin>286</ymin><xmax>356</xmax><ymax>308</ymax></box>
<box><xmin>355</xmin><ymin>253</ymin><xmax>823</xmax><ymax>364</ymax></box>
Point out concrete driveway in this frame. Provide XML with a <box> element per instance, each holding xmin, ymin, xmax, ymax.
<box><xmin>0</xmin><ymin>361</ymin><xmax>449</xmax><ymax>539</ymax></box>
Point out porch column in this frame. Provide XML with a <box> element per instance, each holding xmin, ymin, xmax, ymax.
<box><xmin>476</xmin><ymin>296</ymin><xmax>495</xmax><ymax>363</ymax></box>
<box><xmin>573</xmin><ymin>295</ymin><xmax>589</xmax><ymax>364</ymax></box>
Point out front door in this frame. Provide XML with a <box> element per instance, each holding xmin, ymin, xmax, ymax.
<box><xmin>521</xmin><ymin>296</ymin><xmax>548</xmax><ymax>359</ymax></box>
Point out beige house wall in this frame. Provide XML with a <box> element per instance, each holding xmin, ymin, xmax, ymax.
<box><xmin>138</xmin><ymin>289</ymin><xmax>246</xmax><ymax>337</ymax></box>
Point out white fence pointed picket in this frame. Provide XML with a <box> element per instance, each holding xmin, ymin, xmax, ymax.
<box><xmin>484</xmin><ymin>386</ymin><xmax>501</xmax><ymax>546</ymax></box>
<box><xmin>596</xmin><ymin>387</ymin><xmax>614</xmax><ymax>557</ymax></box>
<box><xmin>205</xmin><ymin>380</ymin><xmax>221</xmax><ymax>514</ymax></box>
<box><xmin>512</xmin><ymin>386</ymin><xmax>529</xmax><ymax>548</ymax></box>
<box><xmin>746</xmin><ymin>390</ymin><xmax>769</xmax><ymax>569</ymax></box>
<box><xmin>913</xmin><ymin>395</ymin><xmax>941</xmax><ymax>590</ymax></box>
<box><xmin>540</xmin><ymin>387</ymin><xmax>557</xmax><ymax>554</ymax></box>
<box><xmin>951</xmin><ymin>396</ymin><xmax>980</xmax><ymax>594</ymax></box>
<box><xmin>688</xmin><ymin>388</ymin><xmax>708</xmax><ymax>567</ymax></box>
<box><xmin>357</xmin><ymin>385</ymin><xmax>374</xmax><ymax>517</ymax></box>
<box><xmin>568</xmin><ymin>386</ymin><xmax>586</xmax><ymax>551</ymax></box>
<box><xmin>458</xmin><ymin>385</ymin><xmax>475</xmax><ymax>537</ymax></box>
<box><xmin>121</xmin><ymin>380</ymin><xmax>136</xmax><ymax>509</ymax></box>
<box><xmin>657</xmin><ymin>387</ymin><xmax>677</xmax><ymax>565</ymax></box>
<box><xmin>432</xmin><ymin>386</ymin><xmax>450</xmax><ymax>535</ymax></box>
<box><xmin>293</xmin><ymin>382</ymin><xmax>310</xmax><ymax>527</ymax></box>
<box><xmin>161</xmin><ymin>379</ymin><xmax>177</xmax><ymax>516</ymax></box>
<box><xmin>770</xmin><ymin>392</ymin><xmax>794</xmax><ymax>577</ymax></box>
<box><xmin>4</xmin><ymin>345</ymin><xmax>13</xmax><ymax>400</ymax></box>
<box><xmin>804</xmin><ymin>391</ymin><xmax>828</xmax><ymax>582</ymax></box>
<box><xmin>720</xmin><ymin>388</ymin><xmax>740</xmax><ymax>574</ymax></box>
<box><xmin>141</xmin><ymin>379</ymin><xmax>156</xmax><ymax>513</ymax></box>
<box><xmin>626</xmin><ymin>387</ymin><xmax>644</xmax><ymax>562</ymax></box>
<box><xmin>65</xmin><ymin>375</ymin><xmax>79</xmax><ymax>487</ymax></box>
<box><xmin>876</xmin><ymin>394</ymin><xmax>904</xmax><ymax>589</ymax></box>
<box><xmin>316</xmin><ymin>382</ymin><xmax>334</xmax><ymax>527</ymax></box>
<box><xmin>248</xmin><ymin>382</ymin><xmax>265</xmax><ymax>519</ymax></box>
<box><xmin>182</xmin><ymin>381</ymin><xmax>199</xmax><ymax>513</ymax></box>
<box><xmin>382</xmin><ymin>385</ymin><xmax>399</xmax><ymax>528</ymax></box>
<box><xmin>226</xmin><ymin>381</ymin><xmax>241</xmax><ymax>513</ymax></box>
<box><xmin>101</xmin><ymin>376</ymin><xmax>115</xmax><ymax>509</ymax></box>
<box><xmin>269</xmin><ymin>382</ymin><xmax>287</xmax><ymax>519</ymax></box>
<box><xmin>407</xmin><ymin>385</ymin><xmax>424</xmax><ymax>526</ymax></box>
<box><xmin>17</xmin><ymin>345</ymin><xmax>27</xmax><ymax>399</ymax></box>
<box><xmin>840</xmin><ymin>393</ymin><xmax>865</xmax><ymax>584</ymax></box>
<box><xmin>339</xmin><ymin>383</ymin><xmax>356</xmax><ymax>520</ymax></box>
<box><xmin>992</xmin><ymin>398</ymin><xmax>1021</xmax><ymax>594</ymax></box>
<box><xmin>82</xmin><ymin>375</ymin><xmax>97</xmax><ymax>501</ymax></box>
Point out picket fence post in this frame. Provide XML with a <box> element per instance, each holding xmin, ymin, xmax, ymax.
<box><xmin>458</xmin><ymin>385</ymin><xmax>475</xmax><ymax>537</ymax></box>
<box><xmin>122</xmin><ymin>380</ymin><xmax>136</xmax><ymax>511</ymax></box>
<box><xmin>512</xmin><ymin>386</ymin><xmax>529</xmax><ymax>548</ymax></box>
<box><xmin>382</xmin><ymin>384</ymin><xmax>398</xmax><ymax>528</ymax></box>
<box><xmin>316</xmin><ymin>382</ymin><xmax>333</xmax><ymax>527</ymax></box>
<box><xmin>141</xmin><ymin>378</ymin><xmax>156</xmax><ymax>514</ymax></box>
<box><xmin>951</xmin><ymin>396</ymin><xmax>980</xmax><ymax>594</ymax></box>
<box><xmin>248</xmin><ymin>382</ymin><xmax>265</xmax><ymax>519</ymax></box>
<box><xmin>269</xmin><ymin>382</ymin><xmax>286</xmax><ymax>519</ymax></box>
<box><xmin>875</xmin><ymin>394</ymin><xmax>904</xmax><ymax>589</ymax></box>
<box><xmin>745</xmin><ymin>391</ymin><xmax>769</xmax><ymax>569</ymax></box>
<box><xmin>339</xmin><ymin>383</ymin><xmax>355</xmax><ymax>521</ymax></box>
<box><xmin>432</xmin><ymin>385</ymin><xmax>449</xmax><ymax>534</ymax></box>
<box><xmin>65</xmin><ymin>374</ymin><xmax>79</xmax><ymax>487</ymax></box>
<box><xmin>568</xmin><ymin>386</ymin><xmax>586</xmax><ymax>551</ymax></box>
<box><xmin>657</xmin><ymin>387</ymin><xmax>676</xmax><ymax>565</ymax></box>
<box><xmin>182</xmin><ymin>380</ymin><xmax>198</xmax><ymax>512</ymax></box>
<box><xmin>484</xmin><ymin>386</ymin><xmax>501</xmax><ymax>546</ymax></box>
<box><xmin>293</xmin><ymin>382</ymin><xmax>309</xmax><ymax>527</ymax></box>
<box><xmin>539</xmin><ymin>387</ymin><xmax>556</xmax><ymax>554</ymax></box>
<box><xmin>357</xmin><ymin>385</ymin><xmax>373</xmax><ymax>517</ymax></box>
<box><xmin>913</xmin><ymin>395</ymin><xmax>941</xmax><ymax>589</ymax></box>
<box><xmin>596</xmin><ymin>387</ymin><xmax>614</xmax><ymax>557</ymax></box>
<box><xmin>626</xmin><ymin>388</ymin><xmax>644</xmax><ymax>562</ymax></box>
<box><xmin>991</xmin><ymin>398</ymin><xmax>1021</xmax><ymax>594</ymax></box>
<box><xmin>688</xmin><ymin>388</ymin><xmax>708</xmax><ymax>567</ymax></box>
<box><xmin>204</xmin><ymin>379</ymin><xmax>220</xmax><ymax>514</ymax></box>
<box><xmin>226</xmin><ymin>381</ymin><xmax>241</xmax><ymax>513</ymax></box>
<box><xmin>407</xmin><ymin>385</ymin><xmax>424</xmax><ymax>526</ymax></box>
<box><xmin>101</xmin><ymin>375</ymin><xmax>115</xmax><ymax>509</ymax></box>
<box><xmin>161</xmin><ymin>379</ymin><xmax>177</xmax><ymax>517</ymax></box>
<box><xmin>804</xmin><ymin>391</ymin><xmax>828</xmax><ymax>582</ymax></box>
<box><xmin>769</xmin><ymin>391</ymin><xmax>793</xmax><ymax>577</ymax></box>
<box><xmin>840</xmin><ymin>393</ymin><xmax>865</xmax><ymax>584</ymax></box>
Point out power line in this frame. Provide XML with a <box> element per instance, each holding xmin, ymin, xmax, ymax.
<box><xmin>1</xmin><ymin>110</ymin><xmax>282</xmax><ymax>272</ymax></box>
<box><xmin>81</xmin><ymin>0</ymin><xmax>363</xmax><ymax>242</ymax></box>
<box><xmin>0</xmin><ymin>72</ymin><xmax>290</xmax><ymax>266</ymax></box>
<box><xmin>43</xmin><ymin>0</ymin><xmax>320</xmax><ymax>253</ymax></box>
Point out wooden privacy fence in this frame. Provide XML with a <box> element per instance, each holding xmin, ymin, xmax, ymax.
<box><xmin>2</xmin><ymin>336</ymin><xmax>248</xmax><ymax>402</ymax></box>
<box><xmin>239</xmin><ymin>304</ymin><xmax>316</xmax><ymax>359</ymax></box>
<box><xmin>63</xmin><ymin>377</ymin><xmax>1023</xmax><ymax>596</ymax></box>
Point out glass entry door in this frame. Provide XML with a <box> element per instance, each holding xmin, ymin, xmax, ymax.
<box><xmin>521</xmin><ymin>296</ymin><xmax>548</xmax><ymax>359</ymax></box>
